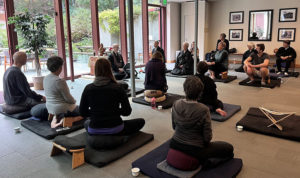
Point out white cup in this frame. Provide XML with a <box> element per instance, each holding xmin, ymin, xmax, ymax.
<box><xmin>158</xmin><ymin>105</ymin><xmax>163</xmax><ymax>110</ymax></box>
<box><xmin>14</xmin><ymin>127</ymin><xmax>21</xmax><ymax>133</ymax></box>
<box><xmin>131</xmin><ymin>167</ymin><xmax>140</xmax><ymax>177</ymax></box>
<box><xmin>236</xmin><ymin>125</ymin><xmax>243</xmax><ymax>132</ymax></box>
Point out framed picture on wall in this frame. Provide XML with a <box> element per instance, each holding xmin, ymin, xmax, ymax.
<box><xmin>229</xmin><ymin>11</ymin><xmax>244</xmax><ymax>24</ymax></box>
<box><xmin>278</xmin><ymin>28</ymin><xmax>296</xmax><ymax>41</ymax></box>
<box><xmin>279</xmin><ymin>8</ymin><xmax>297</xmax><ymax>22</ymax></box>
<box><xmin>229</xmin><ymin>29</ymin><xmax>243</xmax><ymax>41</ymax></box>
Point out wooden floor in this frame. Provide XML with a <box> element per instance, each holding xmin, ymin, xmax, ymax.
<box><xmin>0</xmin><ymin>67</ymin><xmax>300</xmax><ymax>178</ymax></box>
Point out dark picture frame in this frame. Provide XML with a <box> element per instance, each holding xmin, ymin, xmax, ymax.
<box><xmin>278</xmin><ymin>28</ymin><xmax>296</xmax><ymax>42</ymax></box>
<box><xmin>229</xmin><ymin>11</ymin><xmax>244</xmax><ymax>24</ymax></box>
<box><xmin>229</xmin><ymin>29</ymin><xmax>243</xmax><ymax>41</ymax></box>
<box><xmin>279</xmin><ymin>8</ymin><xmax>298</xmax><ymax>22</ymax></box>
<box><xmin>248</xmin><ymin>9</ymin><xmax>273</xmax><ymax>41</ymax></box>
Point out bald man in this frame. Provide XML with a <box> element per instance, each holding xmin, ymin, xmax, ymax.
<box><xmin>3</xmin><ymin>52</ymin><xmax>45</xmax><ymax>109</ymax></box>
<box><xmin>171</xmin><ymin>42</ymin><xmax>194</xmax><ymax>75</ymax></box>
<box><xmin>152</xmin><ymin>41</ymin><xmax>165</xmax><ymax>64</ymax></box>
<box><xmin>108</xmin><ymin>44</ymin><xmax>128</xmax><ymax>80</ymax></box>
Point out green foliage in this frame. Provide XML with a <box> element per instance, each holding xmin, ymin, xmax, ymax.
<box><xmin>0</xmin><ymin>25</ymin><xmax>8</xmax><ymax>48</ymax></box>
<box><xmin>8</xmin><ymin>11</ymin><xmax>54</xmax><ymax>76</ymax></box>
<box><xmin>70</xmin><ymin>8</ymin><xmax>92</xmax><ymax>43</ymax></box>
<box><xmin>98</xmin><ymin>0</ymin><xmax>117</xmax><ymax>12</ymax></box>
<box><xmin>99</xmin><ymin>9</ymin><xmax>120</xmax><ymax>34</ymax></box>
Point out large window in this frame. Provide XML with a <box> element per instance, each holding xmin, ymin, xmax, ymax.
<box><xmin>14</xmin><ymin>0</ymin><xmax>57</xmax><ymax>82</ymax></box>
<box><xmin>64</xmin><ymin>0</ymin><xmax>93</xmax><ymax>76</ymax></box>
<box><xmin>0</xmin><ymin>0</ymin><xmax>7</xmax><ymax>90</ymax></box>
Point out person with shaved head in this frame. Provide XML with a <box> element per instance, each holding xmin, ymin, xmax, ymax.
<box><xmin>3</xmin><ymin>51</ymin><xmax>45</xmax><ymax>109</ymax></box>
<box><xmin>108</xmin><ymin>44</ymin><xmax>129</xmax><ymax>80</ymax></box>
<box><xmin>152</xmin><ymin>41</ymin><xmax>165</xmax><ymax>64</ymax></box>
<box><xmin>171</xmin><ymin>42</ymin><xmax>194</xmax><ymax>75</ymax></box>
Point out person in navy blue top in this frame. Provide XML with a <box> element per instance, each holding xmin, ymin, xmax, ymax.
<box><xmin>144</xmin><ymin>52</ymin><xmax>168</xmax><ymax>92</ymax></box>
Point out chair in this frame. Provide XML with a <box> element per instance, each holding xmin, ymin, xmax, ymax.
<box><xmin>3</xmin><ymin>51</ymin><xmax>11</xmax><ymax>71</ymax></box>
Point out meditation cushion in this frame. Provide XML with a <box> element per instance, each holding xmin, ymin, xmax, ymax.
<box><xmin>144</xmin><ymin>90</ymin><xmax>166</xmax><ymax>103</ymax></box>
<box><xmin>166</xmin><ymin>148</ymin><xmax>200</xmax><ymax>171</ymax></box>
<box><xmin>1</xmin><ymin>104</ymin><xmax>30</xmax><ymax>115</ymax></box>
<box><xmin>30</xmin><ymin>103</ymin><xmax>49</xmax><ymax>121</ymax></box>
<box><xmin>87</xmin><ymin>134</ymin><xmax>129</xmax><ymax>150</ymax></box>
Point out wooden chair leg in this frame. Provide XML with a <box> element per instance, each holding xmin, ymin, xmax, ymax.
<box><xmin>50</xmin><ymin>145</ymin><xmax>63</xmax><ymax>156</ymax></box>
<box><xmin>72</xmin><ymin>151</ymin><xmax>85</xmax><ymax>169</ymax></box>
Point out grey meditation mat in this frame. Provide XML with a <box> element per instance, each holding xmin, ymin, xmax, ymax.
<box><xmin>214</xmin><ymin>75</ymin><xmax>237</xmax><ymax>83</ymax></box>
<box><xmin>239</xmin><ymin>78</ymin><xmax>281</xmax><ymax>88</ymax></box>
<box><xmin>132</xmin><ymin>140</ymin><xmax>243</xmax><ymax>178</ymax></box>
<box><xmin>157</xmin><ymin>160</ymin><xmax>202</xmax><ymax>178</ymax></box>
<box><xmin>21</xmin><ymin>118</ymin><xmax>85</xmax><ymax>140</ymax></box>
<box><xmin>0</xmin><ymin>105</ymin><xmax>31</xmax><ymax>120</ymax></box>
<box><xmin>132</xmin><ymin>93</ymin><xmax>184</xmax><ymax>109</ymax></box>
<box><xmin>211</xmin><ymin>103</ymin><xmax>241</xmax><ymax>122</ymax></box>
<box><xmin>269</xmin><ymin>72</ymin><xmax>299</xmax><ymax>78</ymax></box>
<box><xmin>166</xmin><ymin>73</ymin><xmax>190</xmax><ymax>78</ymax></box>
<box><xmin>54</xmin><ymin>131</ymin><xmax>154</xmax><ymax>167</ymax></box>
<box><xmin>236</xmin><ymin>107</ymin><xmax>300</xmax><ymax>142</ymax></box>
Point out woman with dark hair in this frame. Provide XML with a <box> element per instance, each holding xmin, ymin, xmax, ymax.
<box><xmin>196</xmin><ymin>61</ymin><xmax>227</xmax><ymax>117</ymax></box>
<box><xmin>170</xmin><ymin>76</ymin><xmax>234</xmax><ymax>168</ymax></box>
<box><xmin>80</xmin><ymin>57</ymin><xmax>145</xmax><ymax>136</ymax></box>
<box><xmin>144</xmin><ymin>52</ymin><xmax>168</xmax><ymax>102</ymax></box>
<box><xmin>44</xmin><ymin>56</ymin><xmax>83</xmax><ymax>128</ymax></box>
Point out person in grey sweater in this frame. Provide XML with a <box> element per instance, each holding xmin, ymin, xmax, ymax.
<box><xmin>44</xmin><ymin>56</ymin><xmax>83</xmax><ymax>128</ymax></box>
<box><xmin>207</xmin><ymin>41</ymin><xmax>229</xmax><ymax>79</ymax></box>
<box><xmin>170</xmin><ymin>76</ymin><xmax>233</xmax><ymax>168</ymax></box>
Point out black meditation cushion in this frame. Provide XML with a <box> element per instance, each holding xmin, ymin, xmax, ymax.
<box><xmin>87</xmin><ymin>134</ymin><xmax>130</xmax><ymax>150</ymax></box>
<box><xmin>1</xmin><ymin>104</ymin><xmax>30</xmax><ymax>115</ymax></box>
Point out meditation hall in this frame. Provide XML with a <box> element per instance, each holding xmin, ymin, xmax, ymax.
<box><xmin>1</xmin><ymin>0</ymin><xmax>300</xmax><ymax>177</ymax></box>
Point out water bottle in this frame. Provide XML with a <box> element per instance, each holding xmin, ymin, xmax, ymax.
<box><xmin>151</xmin><ymin>97</ymin><xmax>156</xmax><ymax>109</ymax></box>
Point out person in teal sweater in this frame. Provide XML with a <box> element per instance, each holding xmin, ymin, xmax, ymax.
<box><xmin>207</xmin><ymin>42</ymin><xmax>228</xmax><ymax>79</ymax></box>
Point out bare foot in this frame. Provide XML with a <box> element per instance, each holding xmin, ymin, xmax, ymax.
<box><xmin>216</xmin><ymin>108</ymin><xmax>227</xmax><ymax>117</ymax></box>
<box><xmin>51</xmin><ymin>116</ymin><xmax>63</xmax><ymax>128</ymax></box>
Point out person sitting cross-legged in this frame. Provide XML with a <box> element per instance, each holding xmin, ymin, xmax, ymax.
<box><xmin>196</xmin><ymin>62</ymin><xmax>227</xmax><ymax>117</ymax></box>
<box><xmin>3</xmin><ymin>51</ymin><xmax>46</xmax><ymax>112</ymax></box>
<box><xmin>170</xmin><ymin>76</ymin><xmax>234</xmax><ymax>169</ymax></box>
<box><xmin>80</xmin><ymin>58</ymin><xmax>145</xmax><ymax>138</ymax></box>
<box><xmin>144</xmin><ymin>52</ymin><xmax>168</xmax><ymax>102</ymax></box>
<box><xmin>108</xmin><ymin>44</ymin><xmax>129</xmax><ymax>80</ymax></box>
<box><xmin>44</xmin><ymin>56</ymin><xmax>83</xmax><ymax>128</ymax></box>
<box><xmin>171</xmin><ymin>42</ymin><xmax>194</xmax><ymax>75</ymax></box>
<box><xmin>243</xmin><ymin>43</ymin><xmax>270</xmax><ymax>85</ymax></box>
<box><xmin>207</xmin><ymin>41</ymin><xmax>228</xmax><ymax>79</ymax></box>
<box><xmin>275</xmin><ymin>40</ymin><xmax>297</xmax><ymax>76</ymax></box>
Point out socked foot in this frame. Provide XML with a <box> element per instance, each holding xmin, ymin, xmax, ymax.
<box><xmin>216</xmin><ymin>108</ymin><xmax>227</xmax><ymax>117</ymax></box>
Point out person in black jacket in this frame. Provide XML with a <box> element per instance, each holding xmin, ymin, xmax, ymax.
<box><xmin>171</xmin><ymin>42</ymin><xmax>194</xmax><ymax>75</ymax></box>
<box><xmin>80</xmin><ymin>57</ymin><xmax>145</xmax><ymax>136</ymax></box>
<box><xmin>144</xmin><ymin>52</ymin><xmax>168</xmax><ymax>92</ymax></box>
<box><xmin>276</xmin><ymin>40</ymin><xmax>297</xmax><ymax>75</ymax></box>
<box><xmin>235</xmin><ymin>43</ymin><xmax>256</xmax><ymax>72</ymax></box>
<box><xmin>3</xmin><ymin>52</ymin><xmax>46</xmax><ymax>109</ymax></box>
<box><xmin>196</xmin><ymin>62</ymin><xmax>227</xmax><ymax>117</ymax></box>
<box><xmin>152</xmin><ymin>41</ymin><xmax>166</xmax><ymax>64</ymax></box>
<box><xmin>108</xmin><ymin>44</ymin><xmax>128</xmax><ymax>80</ymax></box>
<box><xmin>216</xmin><ymin>33</ymin><xmax>229</xmax><ymax>52</ymax></box>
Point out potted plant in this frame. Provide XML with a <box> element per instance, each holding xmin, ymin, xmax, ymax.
<box><xmin>8</xmin><ymin>11</ymin><xmax>53</xmax><ymax>90</ymax></box>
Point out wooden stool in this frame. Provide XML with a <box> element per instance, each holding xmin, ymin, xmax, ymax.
<box><xmin>50</xmin><ymin>142</ymin><xmax>85</xmax><ymax>169</ymax></box>
<box><xmin>221</xmin><ymin>71</ymin><xmax>228</xmax><ymax>79</ymax></box>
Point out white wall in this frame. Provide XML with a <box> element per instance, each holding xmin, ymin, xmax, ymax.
<box><xmin>181</xmin><ymin>1</ymin><xmax>207</xmax><ymax>61</ymax></box>
<box><xmin>207</xmin><ymin>0</ymin><xmax>300</xmax><ymax>64</ymax></box>
<box><xmin>167</xmin><ymin>2</ymin><xmax>181</xmax><ymax>62</ymax></box>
